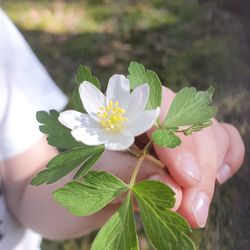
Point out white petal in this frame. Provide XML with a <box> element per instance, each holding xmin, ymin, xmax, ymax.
<box><xmin>106</xmin><ymin>74</ymin><xmax>130</xmax><ymax>108</ymax></box>
<box><xmin>72</xmin><ymin>125</ymin><xmax>134</xmax><ymax>150</ymax></box>
<box><xmin>58</xmin><ymin>110</ymin><xmax>100</xmax><ymax>130</ymax></box>
<box><xmin>71</xmin><ymin>127</ymin><xmax>112</xmax><ymax>146</ymax></box>
<box><xmin>105</xmin><ymin>136</ymin><xmax>134</xmax><ymax>151</ymax></box>
<box><xmin>125</xmin><ymin>108</ymin><xmax>160</xmax><ymax>136</ymax></box>
<box><xmin>126</xmin><ymin>84</ymin><xmax>149</xmax><ymax>120</ymax></box>
<box><xmin>79</xmin><ymin>82</ymin><xmax>106</xmax><ymax>117</ymax></box>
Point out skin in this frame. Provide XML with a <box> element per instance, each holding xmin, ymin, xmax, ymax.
<box><xmin>0</xmin><ymin>87</ymin><xmax>245</xmax><ymax>240</ymax></box>
<box><xmin>153</xmin><ymin>87</ymin><xmax>245</xmax><ymax>228</ymax></box>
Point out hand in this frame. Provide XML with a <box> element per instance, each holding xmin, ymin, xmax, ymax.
<box><xmin>151</xmin><ymin>87</ymin><xmax>245</xmax><ymax>228</ymax></box>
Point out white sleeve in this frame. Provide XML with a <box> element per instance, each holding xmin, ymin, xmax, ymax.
<box><xmin>0</xmin><ymin>9</ymin><xmax>68</xmax><ymax>161</ymax></box>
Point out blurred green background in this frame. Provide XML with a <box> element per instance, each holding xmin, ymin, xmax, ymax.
<box><xmin>1</xmin><ymin>0</ymin><xmax>249</xmax><ymax>249</ymax></box>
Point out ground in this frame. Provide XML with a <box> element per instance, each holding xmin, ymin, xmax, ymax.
<box><xmin>1</xmin><ymin>0</ymin><xmax>250</xmax><ymax>249</ymax></box>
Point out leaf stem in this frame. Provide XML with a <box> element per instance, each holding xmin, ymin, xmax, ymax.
<box><xmin>146</xmin><ymin>155</ymin><xmax>164</xmax><ymax>169</ymax></box>
<box><xmin>128</xmin><ymin>144</ymin><xmax>164</xmax><ymax>169</ymax></box>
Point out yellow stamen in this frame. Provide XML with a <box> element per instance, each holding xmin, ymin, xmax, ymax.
<box><xmin>97</xmin><ymin>100</ymin><xmax>128</xmax><ymax>132</ymax></box>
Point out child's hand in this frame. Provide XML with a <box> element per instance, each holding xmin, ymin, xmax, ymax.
<box><xmin>151</xmin><ymin>87</ymin><xmax>245</xmax><ymax>228</ymax></box>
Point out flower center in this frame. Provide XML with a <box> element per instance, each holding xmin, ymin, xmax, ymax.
<box><xmin>97</xmin><ymin>101</ymin><xmax>128</xmax><ymax>132</ymax></box>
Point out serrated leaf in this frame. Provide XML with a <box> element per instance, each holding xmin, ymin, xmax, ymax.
<box><xmin>132</xmin><ymin>180</ymin><xmax>175</xmax><ymax>209</ymax></box>
<box><xmin>128</xmin><ymin>61</ymin><xmax>162</xmax><ymax>110</ymax></box>
<box><xmin>152</xmin><ymin>128</ymin><xmax>181</xmax><ymax>148</ymax></box>
<box><xmin>91</xmin><ymin>193</ymin><xmax>139</xmax><ymax>250</ymax></box>
<box><xmin>164</xmin><ymin>86</ymin><xmax>216</xmax><ymax>127</ymax></box>
<box><xmin>31</xmin><ymin>146</ymin><xmax>104</xmax><ymax>185</ymax></box>
<box><xmin>133</xmin><ymin>180</ymin><xmax>195</xmax><ymax>250</ymax></box>
<box><xmin>36</xmin><ymin>110</ymin><xmax>84</xmax><ymax>149</ymax></box>
<box><xmin>53</xmin><ymin>171</ymin><xmax>129</xmax><ymax>216</ymax></box>
<box><xmin>76</xmin><ymin>64</ymin><xmax>101</xmax><ymax>89</ymax></box>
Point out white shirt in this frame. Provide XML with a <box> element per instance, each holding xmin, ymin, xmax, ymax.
<box><xmin>0</xmin><ymin>9</ymin><xmax>67</xmax><ymax>250</ymax></box>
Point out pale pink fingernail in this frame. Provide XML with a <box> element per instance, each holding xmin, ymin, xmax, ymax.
<box><xmin>148</xmin><ymin>174</ymin><xmax>161</xmax><ymax>181</ymax></box>
<box><xmin>216</xmin><ymin>164</ymin><xmax>231</xmax><ymax>184</ymax></box>
<box><xmin>178</xmin><ymin>153</ymin><xmax>201</xmax><ymax>181</ymax></box>
<box><xmin>192</xmin><ymin>191</ymin><xmax>210</xmax><ymax>228</ymax></box>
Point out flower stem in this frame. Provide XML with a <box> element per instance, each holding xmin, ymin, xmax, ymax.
<box><xmin>129</xmin><ymin>154</ymin><xmax>146</xmax><ymax>187</ymax></box>
<box><xmin>129</xmin><ymin>140</ymin><xmax>153</xmax><ymax>187</ymax></box>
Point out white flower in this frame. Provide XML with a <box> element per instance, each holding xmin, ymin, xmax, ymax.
<box><xmin>59</xmin><ymin>74</ymin><xmax>160</xmax><ymax>151</ymax></box>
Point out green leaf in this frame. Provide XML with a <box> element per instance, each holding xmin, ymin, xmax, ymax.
<box><xmin>128</xmin><ymin>61</ymin><xmax>162</xmax><ymax>110</ymax></box>
<box><xmin>74</xmin><ymin>65</ymin><xmax>101</xmax><ymax>112</ymax></box>
<box><xmin>72</xmin><ymin>86</ymin><xmax>85</xmax><ymax>112</ymax></box>
<box><xmin>164</xmin><ymin>86</ymin><xmax>216</xmax><ymax>127</ymax></box>
<box><xmin>133</xmin><ymin>180</ymin><xmax>195</xmax><ymax>250</ymax></box>
<box><xmin>76</xmin><ymin>64</ymin><xmax>101</xmax><ymax>89</ymax></box>
<box><xmin>91</xmin><ymin>193</ymin><xmax>139</xmax><ymax>250</ymax></box>
<box><xmin>31</xmin><ymin>146</ymin><xmax>104</xmax><ymax>185</ymax></box>
<box><xmin>132</xmin><ymin>180</ymin><xmax>175</xmax><ymax>209</ymax></box>
<box><xmin>36</xmin><ymin>110</ymin><xmax>84</xmax><ymax>149</ymax></box>
<box><xmin>73</xmin><ymin>147</ymin><xmax>104</xmax><ymax>179</ymax></box>
<box><xmin>152</xmin><ymin>128</ymin><xmax>181</xmax><ymax>148</ymax></box>
<box><xmin>183</xmin><ymin>120</ymin><xmax>213</xmax><ymax>136</ymax></box>
<box><xmin>53</xmin><ymin>171</ymin><xmax>129</xmax><ymax>216</ymax></box>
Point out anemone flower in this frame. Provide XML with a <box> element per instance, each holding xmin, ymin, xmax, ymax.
<box><xmin>59</xmin><ymin>74</ymin><xmax>160</xmax><ymax>150</ymax></box>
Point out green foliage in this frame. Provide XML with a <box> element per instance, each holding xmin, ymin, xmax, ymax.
<box><xmin>72</xmin><ymin>86</ymin><xmax>85</xmax><ymax>113</ymax></box>
<box><xmin>133</xmin><ymin>180</ymin><xmax>195</xmax><ymax>250</ymax></box>
<box><xmin>132</xmin><ymin>180</ymin><xmax>176</xmax><ymax>209</ymax></box>
<box><xmin>73</xmin><ymin>148</ymin><xmax>104</xmax><ymax>179</ymax></box>
<box><xmin>128</xmin><ymin>61</ymin><xmax>162</xmax><ymax>110</ymax></box>
<box><xmin>53</xmin><ymin>171</ymin><xmax>128</xmax><ymax>216</ymax></box>
<box><xmin>164</xmin><ymin>86</ymin><xmax>216</xmax><ymax>127</ymax></box>
<box><xmin>152</xmin><ymin>86</ymin><xmax>216</xmax><ymax>147</ymax></box>
<box><xmin>152</xmin><ymin>128</ymin><xmax>181</xmax><ymax>148</ymax></box>
<box><xmin>91</xmin><ymin>193</ymin><xmax>139</xmax><ymax>250</ymax></box>
<box><xmin>36</xmin><ymin>110</ymin><xmax>84</xmax><ymax>149</ymax></box>
<box><xmin>31</xmin><ymin>146</ymin><xmax>104</xmax><ymax>185</ymax></box>
<box><xmin>74</xmin><ymin>65</ymin><xmax>101</xmax><ymax>112</ymax></box>
<box><xmin>76</xmin><ymin>65</ymin><xmax>101</xmax><ymax>88</ymax></box>
<box><xmin>183</xmin><ymin>120</ymin><xmax>213</xmax><ymax>136</ymax></box>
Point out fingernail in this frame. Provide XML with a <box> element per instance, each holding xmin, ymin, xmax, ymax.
<box><xmin>216</xmin><ymin>164</ymin><xmax>231</xmax><ymax>184</ymax></box>
<box><xmin>148</xmin><ymin>174</ymin><xmax>161</xmax><ymax>181</ymax></box>
<box><xmin>192</xmin><ymin>191</ymin><xmax>210</xmax><ymax>228</ymax></box>
<box><xmin>178</xmin><ymin>153</ymin><xmax>201</xmax><ymax>181</ymax></box>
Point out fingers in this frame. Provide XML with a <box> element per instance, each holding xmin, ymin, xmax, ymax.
<box><xmin>151</xmin><ymin>87</ymin><xmax>202</xmax><ymax>187</ymax></box>
<box><xmin>178</xmin><ymin>127</ymin><xmax>218</xmax><ymax>228</ymax></box>
<box><xmin>216</xmin><ymin>123</ymin><xmax>245</xmax><ymax>184</ymax></box>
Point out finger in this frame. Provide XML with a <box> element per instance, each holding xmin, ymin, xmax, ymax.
<box><xmin>178</xmin><ymin>127</ymin><xmax>217</xmax><ymax>228</ymax></box>
<box><xmin>211</xmin><ymin>119</ymin><xmax>230</xmax><ymax>169</ymax></box>
<box><xmin>151</xmin><ymin>87</ymin><xmax>202</xmax><ymax>187</ymax></box>
<box><xmin>216</xmin><ymin>123</ymin><xmax>245</xmax><ymax>184</ymax></box>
